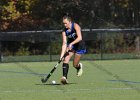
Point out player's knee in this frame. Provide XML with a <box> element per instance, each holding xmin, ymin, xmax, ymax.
<box><xmin>63</xmin><ymin>59</ymin><xmax>69</xmax><ymax>63</ymax></box>
<box><xmin>73</xmin><ymin>63</ymin><xmax>79</xmax><ymax>68</ymax></box>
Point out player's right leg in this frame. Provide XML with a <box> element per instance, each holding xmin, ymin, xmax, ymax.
<box><xmin>61</xmin><ymin>51</ymin><xmax>74</xmax><ymax>84</ymax></box>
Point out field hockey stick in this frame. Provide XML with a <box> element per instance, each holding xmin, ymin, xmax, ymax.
<box><xmin>41</xmin><ymin>51</ymin><xmax>69</xmax><ymax>83</ymax></box>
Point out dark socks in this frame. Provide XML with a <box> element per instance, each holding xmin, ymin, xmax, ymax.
<box><xmin>75</xmin><ymin>64</ymin><xmax>81</xmax><ymax>70</ymax></box>
<box><xmin>62</xmin><ymin>63</ymin><xmax>69</xmax><ymax>79</ymax></box>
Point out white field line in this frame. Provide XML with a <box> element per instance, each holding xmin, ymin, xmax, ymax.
<box><xmin>0</xmin><ymin>87</ymin><xmax>139</xmax><ymax>93</ymax></box>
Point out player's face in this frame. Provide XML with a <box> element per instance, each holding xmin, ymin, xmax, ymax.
<box><xmin>63</xmin><ymin>18</ymin><xmax>71</xmax><ymax>29</ymax></box>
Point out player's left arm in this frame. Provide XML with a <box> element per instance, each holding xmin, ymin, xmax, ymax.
<box><xmin>69</xmin><ymin>23</ymin><xmax>82</xmax><ymax>48</ymax></box>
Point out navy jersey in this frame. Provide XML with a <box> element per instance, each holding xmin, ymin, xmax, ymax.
<box><xmin>64</xmin><ymin>23</ymin><xmax>77</xmax><ymax>44</ymax></box>
<box><xmin>64</xmin><ymin>23</ymin><xmax>86</xmax><ymax>54</ymax></box>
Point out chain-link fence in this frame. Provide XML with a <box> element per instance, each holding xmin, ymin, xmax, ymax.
<box><xmin>0</xmin><ymin>28</ymin><xmax>140</xmax><ymax>62</ymax></box>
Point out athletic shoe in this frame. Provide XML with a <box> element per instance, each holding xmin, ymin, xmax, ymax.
<box><xmin>77</xmin><ymin>63</ymin><xmax>83</xmax><ymax>77</ymax></box>
<box><xmin>60</xmin><ymin>76</ymin><xmax>68</xmax><ymax>85</ymax></box>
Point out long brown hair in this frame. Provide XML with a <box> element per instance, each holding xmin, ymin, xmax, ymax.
<box><xmin>63</xmin><ymin>14</ymin><xmax>72</xmax><ymax>22</ymax></box>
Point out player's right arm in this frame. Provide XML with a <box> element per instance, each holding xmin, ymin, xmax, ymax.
<box><xmin>60</xmin><ymin>31</ymin><xmax>67</xmax><ymax>59</ymax></box>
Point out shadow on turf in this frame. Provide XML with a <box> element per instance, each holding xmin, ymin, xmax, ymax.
<box><xmin>0</xmin><ymin>70</ymin><xmax>44</xmax><ymax>76</ymax></box>
<box><xmin>35</xmin><ymin>83</ymin><xmax>76</xmax><ymax>86</ymax></box>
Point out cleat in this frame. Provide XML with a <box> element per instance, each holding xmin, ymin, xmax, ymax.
<box><xmin>60</xmin><ymin>76</ymin><xmax>68</xmax><ymax>85</ymax></box>
<box><xmin>77</xmin><ymin>63</ymin><xmax>83</xmax><ymax>77</ymax></box>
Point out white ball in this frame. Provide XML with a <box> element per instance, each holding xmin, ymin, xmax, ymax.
<box><xmin>52</xmin><ymin>80</ymin><xmax>56</xmax><ymax>84</ymax></box>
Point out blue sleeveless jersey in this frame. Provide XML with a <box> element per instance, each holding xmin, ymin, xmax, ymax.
<box><xmin>64</xmin><ymin>23</ymin><xmax>86</xmax><ymax>54</ymax></box>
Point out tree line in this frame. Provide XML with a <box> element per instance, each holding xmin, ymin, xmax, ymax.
<box><xmin>0</xmin><ymin>0</ymin><xmax>140</xmax><ymax>58</ymax></box>
<box><xmin>0</xmin><ymin>0</ymin><xmax>140</xmax><ymax>32</ymax></box>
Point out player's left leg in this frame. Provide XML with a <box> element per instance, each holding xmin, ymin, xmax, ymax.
<box><xmin>73</xmin><ymin>53</ymin><xmax>83</xmax><ymax>76</ymax></box>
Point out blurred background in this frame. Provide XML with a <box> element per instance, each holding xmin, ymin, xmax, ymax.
<box><xmin>0</xmin><ymin>0</ymin><xmax>140</xmax><ymax>62</ymax></box>
<box><xmin>0</xmin><ymin>0</ymin><xmax>140</xmax><ymax>31</ymax></box>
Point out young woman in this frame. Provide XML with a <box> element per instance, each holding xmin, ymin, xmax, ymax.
<box><xmin>60</xmin><ymin>15</ymin><xmax>86</xmax><ymax>84</ymax></box>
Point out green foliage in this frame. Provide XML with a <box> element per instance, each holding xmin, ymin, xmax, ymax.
<box><xmin>1</xmin><ymin>1</ymin><xmax>21</xmax><ymax>20</ymax></box>
<box><xmin>1</xmin><ymin>0</ymin><xmax>33</xmax><ymax>20</ymax></box>
<box><xmin>50</xmin><ymin>41</ymin><xmax>61</xmax><ymax>54</ymax></box>
<box><xmin>0</xmin><ymin>0</ymin><xmax>140</xmax><ymax>31</ymax></box>
<box><xmin>15</xmin><ymin>46</ymin><xmax>30</xmax><ymax>56</ymax></box>
<box><xmin>0</xmin><ymin>0</ymin><xmax>140</xmax><ymax>57</ymax></box>
<box><xmin>15</xmin><ymin>43</ymin><xmax>30</xmax><ymax>56</ymax></box>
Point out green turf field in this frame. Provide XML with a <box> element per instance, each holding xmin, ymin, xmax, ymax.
<box><xmin>0</xmin><ymin>60</ymin><xmax>140</xmax><ymax>100</ymax></box>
